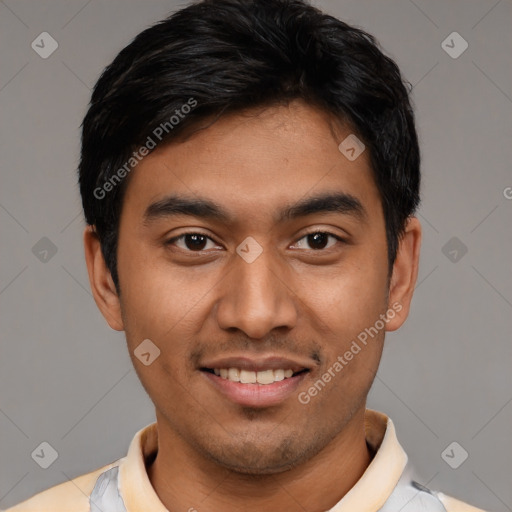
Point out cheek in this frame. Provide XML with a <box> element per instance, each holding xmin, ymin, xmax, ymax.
<box><xmin>117</xmin><ymin>249</ymin><xmax>223</xmax><ymax>364</ymax></box>
<box><xmin>298</xmin><ymin>248</ymin><xmax>388</xmax><ymax>374</ymax></box>
<box><xmin>304</xmin><ymin>255</ymin><xmax>387</xmax><ymax>326</ymax></box>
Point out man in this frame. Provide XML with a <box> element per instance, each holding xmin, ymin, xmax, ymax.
<box><xmin>5</xmin><ymin>0</ymin><xmax>488</xmax><ymax>510</ymax></box>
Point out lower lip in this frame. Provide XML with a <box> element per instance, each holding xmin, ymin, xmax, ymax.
<box><xmin>202</xmin><ymin>371</ymin><xmax>308</xmax><ymax>407</ymax></box>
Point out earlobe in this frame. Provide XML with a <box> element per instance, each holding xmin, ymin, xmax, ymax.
<box><xmin>385</xmin><ymin>216</ymin><xmax>422</xmax><ymax>332</ymax></box>
<box><xmin>83</xmin><ymin>226</ymin><xmax>124</xmax><ymax>331</ymax></box>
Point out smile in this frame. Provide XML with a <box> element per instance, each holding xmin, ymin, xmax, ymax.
<box><xmin>201</xmin><ymin>367</ymin><xmax>310</xmax><ymax>408</ymax></box>
<box><xmin>207</xmin><ymin>367</ymin><xmax>307</xmax><ymax>384</ymax></box>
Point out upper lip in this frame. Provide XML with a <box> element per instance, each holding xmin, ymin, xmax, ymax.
<box><xmin>200</xmin><ymin>355</ymin><xmax>313</xmax><ymax>373</ymax></box>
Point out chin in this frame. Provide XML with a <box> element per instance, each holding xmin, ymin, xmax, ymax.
<box><xmin>200</xmin><ymin>436</ymin><xmax>313</xmax><ymax>476</ymax></box>
<box><xmin>211</xmin><ymin>456</ymin><xmax>299</xmax><ymax>476</ymax></box>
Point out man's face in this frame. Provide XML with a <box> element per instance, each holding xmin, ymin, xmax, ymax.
<box><xmin>112</xmin><ymin>100</ymin><xmax>395</xmax><ymax>473</ymax></box>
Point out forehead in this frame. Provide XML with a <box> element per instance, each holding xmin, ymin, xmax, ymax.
<box><xmin>121</xmin><ymin>100</ymin><xmax>381</xmax><ymax>226</ymax></box>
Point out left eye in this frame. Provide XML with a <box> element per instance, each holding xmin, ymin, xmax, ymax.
<box><xmin>292</xmin><ymin>232</ymin><xmax>343</xmax><ymax>250</ymax></box>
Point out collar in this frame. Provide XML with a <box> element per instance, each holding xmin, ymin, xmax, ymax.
<box><xmin>327</xmin><ymin>409</ymin><xmax>408</xmax><ymax>511</ymax></box>
<box><xmin>117</xmin><ymin>409</ymin><xmax>408</xmax><ymax>511</ymax></box>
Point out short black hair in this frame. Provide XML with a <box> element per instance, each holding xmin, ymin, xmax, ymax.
<box><xmin>79</xmin><ymin>0</ymin><xmax>420</xmax><ymax>293</ymax></box>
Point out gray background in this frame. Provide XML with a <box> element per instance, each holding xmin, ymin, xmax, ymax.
<box><xmin>0</xmin><ymin>0</ymin><xmax>511</xmax><ymax>509</ymax></box>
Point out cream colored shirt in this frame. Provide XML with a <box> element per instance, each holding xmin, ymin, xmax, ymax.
<box><xmin>3</xmin><ymin>409</ymin><xmax>487</xmax><ymax>511</ymax></box>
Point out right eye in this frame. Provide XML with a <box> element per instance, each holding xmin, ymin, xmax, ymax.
<box><xmin>165</xmin><ymin>232</ymin><xmax>222</xmax><ymax>252</ymax></box>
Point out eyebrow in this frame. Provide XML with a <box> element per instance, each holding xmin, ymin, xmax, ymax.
<box><xmin>143</xmin><ymin>192</ymin><xmax>367</xmax><ymax>226</ymax></box>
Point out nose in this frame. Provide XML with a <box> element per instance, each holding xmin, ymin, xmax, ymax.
<box><xmin>215</xmin><ymin>248</ymin><xmax>298</xmax><ymax>339</ymax></box>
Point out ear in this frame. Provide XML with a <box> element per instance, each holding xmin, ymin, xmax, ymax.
<box><xmin>83</xmin><ymin>225</ymin><xmax>124</xmax><ymax>331</ymax></box>
<box><xmin>385</xmin><ymin>216</ymin><xmax>422</xmax><ymax>332</ymax></box>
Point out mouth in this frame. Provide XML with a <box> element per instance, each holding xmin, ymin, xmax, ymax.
<box><xmin>201</xmin><ymin>367</ymin><xmax>309</xmax><ymax>384</ymax></box>
<box><xmin>199</xmin><ymin>356</ymin><xmax>312</xmax><ymax>407</ymax></box>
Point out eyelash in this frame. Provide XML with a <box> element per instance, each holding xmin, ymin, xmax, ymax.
<box><xmin>165</xmin><ymin>230</ymin><xmax>347</xmax><ymax>252</ymax></box>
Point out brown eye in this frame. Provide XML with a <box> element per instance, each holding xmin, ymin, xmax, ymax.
<box><xmin>307</xmin><ymin>233</ymin><xmax>329</xmax><ymax>250</ymax></box>
<box><xmin>293</xmin><ymin>232</ymin><xmax>343</xmax><ymax>251</ymax></box>
<box><xmin>166</xmin><ymin>233</ymin><xmax>219</xmax><ymax>252</ymax></box>
<box><xmin>183</xmin><ymin>234</ymin><xmax>208</xmax><ymax>250</ymax></box>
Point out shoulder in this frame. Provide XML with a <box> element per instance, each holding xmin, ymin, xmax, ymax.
<box><xmin>2</xmin><ymin>461</ymin><xmax>120</xmax><ymax>512</ymax></box>
<box><xmin>437</xmin><ymin>492</ymin><xmax>489</xmax><ymax>512</ymax></box>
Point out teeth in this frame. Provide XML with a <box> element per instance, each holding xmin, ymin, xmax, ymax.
<box><xmin>273</xmin><ymin>369</ymin><xmax>285</xmax><ymax>381</ymax></box>
<box><xmin>212</xmin><ymin>367</ymin><xmax>300</xmax><ymax>384</ymax></box>
<box><xmin>228</xmin><ymin>368</ymin><xmax>240</xmax><ymax>382</ymax></box>
<box><xmin>240</xmin><ymin>370</ymin><xmax>256</xmax><ymax>383</ymax></box>
<box><xmin>256</xmin><ymin>369</ymin><xmax>274</xmax><ymax>384</ymax></box>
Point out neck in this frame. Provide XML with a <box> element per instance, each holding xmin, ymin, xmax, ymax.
<box><xmin>147</xmin><ymin>406</ymin><xmax>373</xmax><ymax>512</ymax></box>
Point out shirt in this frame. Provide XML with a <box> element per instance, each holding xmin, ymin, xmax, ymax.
<box><xmin>3</xmin><ymin>409</ymin><xmax>487</xmax><ymax>512</ymax></box>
